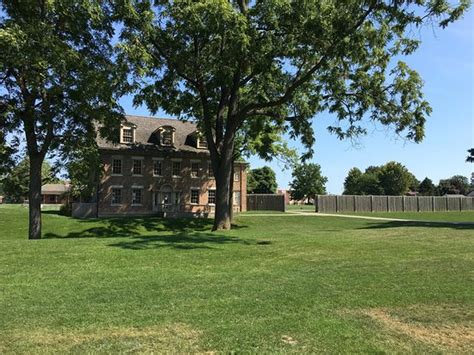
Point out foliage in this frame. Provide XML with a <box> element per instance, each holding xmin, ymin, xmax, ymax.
<box><xmin>1</xmin><ymin>157</ymin><xmax>58</xmax><ymax>202</ymax></box>
<box><xmin>438</xmin><ymin>175</ymin><xmax>470</xmax><ymax>195</ymax></box>
<box><xmin>289</xmin><ymin>163</ymin><xmax>327</xmax><ymax>201</ymax></box>
<box><xmin>418</xmin><ymin>177</ymin><xmax>436</xmax><ymax>196</ymax></box>
<box><xmin>116</xmin><ymin>0</ymin><xmax>469</xmax><ymax>229</ymax></box>
<box><xmin>0</xmin><ymin>1</ymin><xmax>124</xmax><ymax>238</ymax></box>
<box><xmin>378</xmin><ymin>161</ymin><xmax>414</xmax><ymax>195</ymax></box>
<box><xmin>65</xmin><ymin>138</ymin><xmax>102</xmax><ymax>202</ymax></box>
<box><xmin>343</xmin><ymin>167</ymin><xmax>363</xmax><ymax>195</ymax></box>
<box><xmin>467</xmin><ymin>148</ymin><xmax>474</xmax><ymax>163</ymax></box>
<box><xmin>343</xmin><ymin>161</ymin><xmax>416</xmax><ymax>195</ymax></box>
<box><xmin>247</xmin><ymin>166</ymin><xmax>277</xmax><ymax>194</ymax></box>
<box><xmin>59</xmin><ymin>203</ymin><xmax>72</xmax><ymax>217</ymax></box>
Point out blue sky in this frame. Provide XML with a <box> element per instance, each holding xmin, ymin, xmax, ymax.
<box><xmin>119</xmin><ymin>9</ymin><xmax>473</xmax><ymax>194</ymax></box>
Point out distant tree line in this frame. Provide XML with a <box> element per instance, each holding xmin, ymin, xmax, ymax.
<box><xmin>1</xmin><ymin>157</ymin><xmax>60</xmax><ymax>203</ymax></box>
<box><xmin>343</xmin><ymin>161</ymin><xmax>472</xmax><ymax>196</ymax></box>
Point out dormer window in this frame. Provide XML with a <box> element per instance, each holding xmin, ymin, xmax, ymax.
<box><xmin>120</xmin><ymin>124</ymin><xmax>136</xmax><ymax>144</ymax></box>
<box><xmin>197</xmin><ymin>135</ymin><xmax>208</xmax><ymax>149</ymax></box>
<box><xmin>157</xmin><ymin>126</ymin><xmax>175</xmax><ymax>147</ymax></box>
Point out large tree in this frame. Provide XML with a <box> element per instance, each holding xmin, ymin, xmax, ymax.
<box><xmin>342</xmin><ymin>161</ymin><xmax>417</xmax><ymax>195</ymax></box>
<box><xmin>378</xmin><ymin>161</ymin><xmax>413</xmax><ymax>195</ymax></box>
<box><xmin>118</xmin><ymin>0</ymin><xmax>468</xmax><ymax>230</ymax></box>
<box><xmin>290</xmin><ymin>163</ymin><xmax>327</xmax><ymax>202</ymax></box>
<box><xmin>438</xmin><ymin>175</ymin><xmax>470</xmax><ymax>195</ymax></box>
<box><xmin>0</xmin><ymin>2</ymin><xmax>123</xmax><ymax>239</ymax></box>
<box><xmin>247</xmin><ymin>166</ymin><xmax>277</xmax><ymax>194</ymax></box>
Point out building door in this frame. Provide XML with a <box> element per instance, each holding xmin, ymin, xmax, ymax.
<box><xmin>154</xmin><ymin>185</ymin><xmax>174</xmax><ymax>212</ymax></box>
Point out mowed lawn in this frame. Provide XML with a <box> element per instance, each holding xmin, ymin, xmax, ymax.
<box><xmin>0</xmin><ymin>205</ymin><xmax>473</xmax><ymax>353</ymax></box>
<box><xmin>339</xmin><ymin>211</ymin><xmax>474</xmax><ymax>223</ymax></box>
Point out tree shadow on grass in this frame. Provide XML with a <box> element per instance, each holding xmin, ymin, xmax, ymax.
<box><xmin>358</xmin><ymin>220</ymin><xmax>474</xmax><ymax>231</ymax></box>
<box><xmin>44</xmin><ymin>216</ymin><xmax>252</xmax><ymax>250</ymax></box>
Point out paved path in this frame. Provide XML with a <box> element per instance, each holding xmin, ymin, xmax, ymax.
<box><xmin>242</xmin><ymin>211</ymin><xmax>474</xmax><ymax>225</ymax></box>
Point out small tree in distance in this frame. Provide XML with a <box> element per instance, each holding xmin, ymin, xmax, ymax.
<box><xmin>418</xmin><ymin>177</ymin><xmax>436</xmax><ymax>196</ymax></box>
<box><xmin>290</xmin><ymin>163</ymin><xmax>327</xmax><ymax>204</ymax></box>
<box><xmin>247</xmin><ymin>166</ymin><xmax>277</xmax><ymax>194</ymax></box>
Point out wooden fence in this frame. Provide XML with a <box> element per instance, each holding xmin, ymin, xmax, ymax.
<box><xmin>315</xmin><ymin>195</ymin><xmax>474</xmax><ymax>213</ymax></box>
<box><xmin>247</xmin><ymin>194</ymin><xmax>286</xmax><ymax>212</ymax></box>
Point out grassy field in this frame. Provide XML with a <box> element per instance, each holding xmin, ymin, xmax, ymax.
<box><xmin>337</xmin><ymin>211</ymin><xmax>474</xmax><ymax>223</ymax></box>
<box><xmin>0</xmin><ymin>205</ymin><xmax>473</xmax><ymax>353</ymax></box>
<box><xmin>286</xmin><ymin>204</ymin><xmax>315</xmax><ymax>211</ymax></box>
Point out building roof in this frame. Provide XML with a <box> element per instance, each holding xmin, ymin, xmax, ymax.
<box><xmin>41</xmin><ymin>183</ymin><xmax>70</xmax><ymax>195</ymax></box>
<box><xmin>96</xmin><ymin>115</ymin><xmax>208</xmax><ymax>155</ymax></box>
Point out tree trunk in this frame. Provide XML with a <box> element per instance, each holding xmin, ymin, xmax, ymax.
<box><xmin>28</xmin><ymin>155</ymin><xmax>43</xmax><ymax>240</ymax></box>
<box><xmin>213</xmin><ymin>149</ymin><xmax>234</xmax><ymax>231</ymax></box>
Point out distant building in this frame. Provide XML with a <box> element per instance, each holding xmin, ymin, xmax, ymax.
<box><xmin>41</xmin><ymin>183</ymin><xmax>70</xmax><ymax>204</ymax></box>
<box><xmin>277</xmin><ymin>188</ymin><xmax>308</xmax><ymax>205</ymax></box>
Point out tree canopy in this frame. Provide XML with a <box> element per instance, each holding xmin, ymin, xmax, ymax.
<box><xmin>438</xmin><ymin>175</ymin><xmax>470</xmax><ymax>195</ymax></box>
<box><xmin>343</xmin><ymin>161</ymin><xmax>417</xmax><ymax>195</ymax></box>
<box><xmin>0</xmin><ymin>1</ymin><xmax>124</xmax><ymax>239</ymax></box>
<box><xmin>247</xmin><ymin>166</ymin><xmax>277</xmax><ymax>194</ymax></box>
<box><xmin>117</xmin><ymin>0</ymin><xmax>469</xmax><ymax>229</ymax></box>
<box><xmin>289</xmin><ymin>163</ymin><xmax>327</xmax><ymax>202</ymax></box>
<box><xmin>1</xmin><ymin>157</ymin><xmax>58</xmax><ymax>203</ymax></box>
<box><xmin>418</xmin><ymin>177</ymin><xmax>436</xmax><ymax>196</ymax></box>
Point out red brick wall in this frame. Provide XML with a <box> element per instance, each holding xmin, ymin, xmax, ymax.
<box><xmin>98</xmin><ymin>150</ymin><xmax>247</xmax><ymax>216</ymax></box>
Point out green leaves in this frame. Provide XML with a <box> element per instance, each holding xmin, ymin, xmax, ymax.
<box><xmin>289</xmin><ymin>163</ymin><xmax>328</xmax><ymax>201</ymax></box>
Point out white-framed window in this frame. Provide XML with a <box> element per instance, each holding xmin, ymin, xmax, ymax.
<box><xmin>153</xmin><ymin>159</ymin><xmax>162</xmax><ymax>176</ymax></box>
<box><xmin>121</xmin><ymin>128</ymin><xmax>134</xmax><ymax>143</ymax></box>
<box><xmin>132</xmin><ymin>159</ymin><xmax>142</xmax><ymax>175</ymax></box>
<box><xmin>197</xmin><ymin>136</ymin><xmax>208</xmax><ymax>149</ymax></box>
<box><xmin>191</xmin><ymin>161</ymin><xmax>200</xmax><ymax>178</ymax></box>
<box><xmin>234</xmin><ymin>171</ymin><xmax>240</xmax><ymax>182</ymax></box>
<box><xmin>190</xmin><ymin>189</ymin><xmax>199</xmax><ymax>204</ymax></box>
<box><xmin>233</xmin><ymin>191</ymin><xmax>241</xmax><ymax>206</ymax></box>
<box><xmin>132</xmin><ymin>188</ymin><xmax>142</xmax><ymax>205</ymax></box>
<box><xmin>208</xmin><ymin>162</ymin><xmax>214</xmax><ymax>178</ymax></box>
<box><xmin>172</xmin><ymin>161</ymin><xmax>181</xmax><ymax>177</ymax></box>
<box><xmin>161</xmin><ymin>128</ymin><xmax>174</xmax><ymax>146</ymax></box>
<box><xmin>111</xmin><ymin>187</ymin><xmax>122</xmax><ymax>205</ymax></box>
<box><xmin>112</xmin><ymin>159</ymin><xmax>122</xmax><ymax>175</ymax></box>
<box><xmin>208</xmin><ymin>189</ymin><xmax>216</xmax><ymax>205</ymax></box>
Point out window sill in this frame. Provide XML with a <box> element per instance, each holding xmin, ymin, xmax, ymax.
<box><xmin>172</xmin><ymin>176</ymin><xmax>182</xmax><ymax>178</ymax></box>
<box><xmin>111</xmin><ymin>203</ymin><xmax>123</xmax><ymax>206</ymax></box>
<box><xmin>153</xmin><ymin>175</ymin><xmax>163</xmax><ymax>178</ymax></box>
<box><xmin>131</xmin><ymin>204</ymin><xmax>142</xmax><ymax>207</ymax></box>
<box><xmin>111</xmin><ymin>174</ymin><xmax>123</xmax><ymax>177</ymax></box>
<box><xmin>132</xmin><ymin>174</ymin><xmax>143</xmax><ymax>177</ymax></box>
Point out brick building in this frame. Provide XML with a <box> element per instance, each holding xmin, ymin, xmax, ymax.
<box><xmin>96</xmin><ymin>115</ymin><xmax>247</xmax><ymax>217</ymax></box>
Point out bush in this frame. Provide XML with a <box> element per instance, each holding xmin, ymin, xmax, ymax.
<box><xmin>59</xmin><ymin>203</ymin><xmax>72</xmax><ymax>217</ymax></box>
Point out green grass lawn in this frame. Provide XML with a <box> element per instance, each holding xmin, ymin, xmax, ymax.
<box><xmin>286</xmin><ymin>204</ymin><xmax>315</xmax><ymax>211</ymax></box>
<box><xmin>0</xmin><ymin>205</ymin><xmax>473</xmax><ymax>353</ymax></box>
<box><xmin>341</xmin><ymin>211</ymin><xmax>474</xmax><ymax>223</ymax></box>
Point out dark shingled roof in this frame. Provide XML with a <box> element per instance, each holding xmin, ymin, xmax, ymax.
<box><xmin>96</xmin><ymin>115</ymin><xmax>208</xmax><ymax>155</ymax></box>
